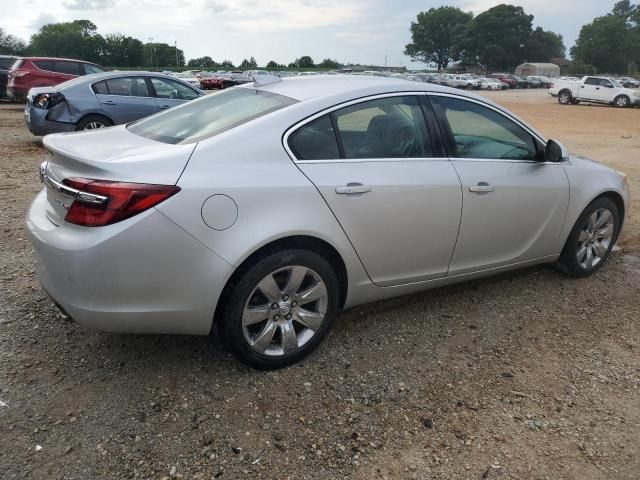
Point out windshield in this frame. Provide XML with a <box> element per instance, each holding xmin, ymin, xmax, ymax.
<box><xmin>128</xmin><ymin>88</ymin><xmax>297</xmax><ymax>144</ymax></box>
<box><xmin>609</xmin><ymin>78</ymin><xmax>622</xmax><ymax>87</ymax></box>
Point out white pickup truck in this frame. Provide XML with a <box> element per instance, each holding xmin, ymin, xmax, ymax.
<box><xmin>549</xmin><ymin>76</ymin><xmax>640</xmax><ymax>108</ymax></box>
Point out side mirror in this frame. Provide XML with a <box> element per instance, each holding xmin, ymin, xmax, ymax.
<box><xmin>544</xmin><ymin>139</ymin><xmax>568</xmax><ymax>162</ymax></box>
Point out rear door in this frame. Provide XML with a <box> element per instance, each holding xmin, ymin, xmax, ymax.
<box><xmin>93</xmin><ymin>76</ymin><xmax>159</xmax><ymax>124</ymax></box>
<box><xmin>288</xmin><ymin>94</ymin><xmax>463</xmax><ymax>286</ymax></box>
<box><xmin>430</xmin><ymin>94</ymin><xmax>569</xmax><ymax>275</ymax></box>
<box><xmin>149</xmin><ymin>77</ymin><xmax>200</xmax><ymax>110</ymax></box>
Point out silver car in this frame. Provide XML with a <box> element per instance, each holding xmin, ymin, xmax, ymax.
<box><xmin>24</xmin><ymin>71</ymin><xmax>204</xmax><ymax>136</ymax></box>
<box><xmin>26</xmin><ymin>75</ymin><xmax>630</xmax><ymax>368</ymax></box>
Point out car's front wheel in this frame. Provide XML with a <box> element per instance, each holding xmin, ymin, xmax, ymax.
<box><xmin>218</xmin><ymin>249</ymin><xmax>340</xmax><ymax>369</ymax></box>
<box><xmin>556</xmin><ymin>197</ymin><xmax>620</xmax><ymax>277</ymax></box>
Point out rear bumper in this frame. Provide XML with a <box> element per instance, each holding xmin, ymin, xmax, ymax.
<box><xmin>25</xmin><ymin>107</ymin><xmax>76</xmax><ymax>136</ymax></box>
<box><xmin>25</xmin><ymin>189</ymin><xmax>233</xmax><ymax>335</ymax></box>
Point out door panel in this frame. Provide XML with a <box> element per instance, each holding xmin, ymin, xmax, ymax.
<box><xmin>449</xmin><ymin>160</ymin><xmax>568</xmax><ymax>274</ymax></box>
<box><xmin>96</xmin><ymin>76</ymin><xmax>158</xmax><ymax>124</ymax></box>
<box><xmin>299</xmin><ymin>161</ymin><xmax>462</xmax><ymax>286</ymax></box>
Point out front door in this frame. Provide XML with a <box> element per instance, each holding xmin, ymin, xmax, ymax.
<box><xmin>429</xmin><ymin>94</ymin><xmax>569</xmax><ymax>275</ymax></box>
<box><xmin>95</xmin><ymin>76</ymin><xmax>159</xmax><ymax>124</ymax></box>
<box><xmin>288</xmin><ymin>94</ymin><xmax>463</xmax><ymax>286</ymax></box>
<box><xmin>149</xmin><ymin>77</ymin><xmax>200</xmax><ymax>111</ymax></box>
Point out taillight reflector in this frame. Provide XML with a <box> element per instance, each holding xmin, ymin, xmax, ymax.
<box><xmin>62</xmin><ymin>178</ymin><xmax>180</xmax><ymax>227</ymax></box>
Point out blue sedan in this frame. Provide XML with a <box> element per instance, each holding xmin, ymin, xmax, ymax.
<box><xmin>24</xmin><ymin>71</ymin><xmax>204</xmax><ymax>136</ymax></box>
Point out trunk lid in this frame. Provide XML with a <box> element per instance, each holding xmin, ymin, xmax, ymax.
<box><xmin>41</xmin><ymin>125</ymin><xmax>196</xmax><ymax>225</ymax></box>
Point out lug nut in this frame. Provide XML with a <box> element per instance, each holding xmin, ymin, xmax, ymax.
<box><xmin>274</xmin><ymin>315</ymin><xmax>280</xmax><ymax>320</ymax></box>
<box><xmin>286</xmin><ymin>314</ymin><xmax>292</xmax><ymax>320</ymax></box>
<box><xmin>282</xmin><ymin>294</ymin><xmax>289</xmax><ymax>301</ymax></box>
<box><xmin>271</xmin><ymin>303</ymin><xmax>278</xmax><ymax>310</ymax></box>
<box><xmin>291</xmin><ymin>302</ymin><xmax>297</xmax><ymax>307</ymax></box>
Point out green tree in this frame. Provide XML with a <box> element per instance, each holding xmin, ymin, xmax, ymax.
<box><xmin>266</xmin><ymin>60</ymin><xmax>285</xmax><ymax>69</ymax></box>
<box><xmin>143</xmin><ymin>42</ymin><xmax>185</xmax><ymax>68</ymax></box>
<box><xmin>462</xmin><ymin>5</ymin><xmax>533</xmax><ymax>70</ymax></box>
<box><xmin>317</xmin><ymin>58</ymin><xmax>340</xmax><ymax>69</ymax></box>
<box><xmin>404</xmin><ymin>7</ymin><xmax>473</xmax><ymax>70</ymax></box>
<box><xmin>525</xmin><ymin>27</ymin><xmax>565</xmax><ymax>61</ymax></box>
<box><xmin>29</xmin><ymin>20</ymin><xmax>105</xmax><ymax>63</ymax></box>
<box><xmin>571</xmin><ymin>14</ymin><xmax>632</xmax><ymax>73</ymax></box>
<box><xmin>220</xmin><ymin>59</ymin><xmax>234</xmax><ymax>69</ymax></box>
<box><xmin>188</xmin><ymin>56</ymin><xmax>218</xmax><ymax>67</ymax></box>
<box><xmin>295</xmin><ymin>56</ymin><xmax>314</xmax><ymax>68</ymax></box>
<box><xmin>240</xmin><ymin>58</ymin><xmax>251</xmax><ymax>68</ymax></box>
<box><xmin>102</xmin><ymin>33</ymin><xmax>144</xmax><ymax>67</ymax></box>
<box><xmin>0</xmin><ymin>28</ymin><xmax>27</xmax><ymax>55</ymax></box>
<box><xmin>248</xmin><ymin>56</ymin><xmax>258</xmax><ymax>68</ymax></box>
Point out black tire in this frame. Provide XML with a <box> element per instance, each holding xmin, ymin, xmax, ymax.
<box><xmin>613</xmin><ymin>95</ymin><xmax>630</xmax><ymax>108</ymax></box>
<box><xmin>558</xmin><ymin>91</ymin><xmax>572</xmax><ymax>105</ymax></box>
<box><xmin>218</xmin><ymin>249</ymin><xmax>340</xmax><ymax>369</ymax></box>
<box><xmin>556</xmin><ymin>197</ymin><xmax>620</xmax><ymax>277</ymax></box>
<box><xmin>76</xmin><ymin>114</ymin><xmax>113</xmax><ymax>131</ymax></box>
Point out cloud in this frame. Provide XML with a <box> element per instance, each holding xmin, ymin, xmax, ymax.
<box><xmin>205</xmin><ymin>0</ymin><xmax>227</xmax><ymax>13</ymax></box>
<box><xmin>30</xmin><ymin>13</ymin><xmax>58</xmax><ymax>30</ymax></box>
<box><xmin>63</xmin><ymin>0</ymin><xmax>116</xmax><ymax>10</ymax></box>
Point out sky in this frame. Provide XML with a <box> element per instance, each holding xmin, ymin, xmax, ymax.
<box><xmin>2</xmin><ymin>0</ymin><xmax>621</xmax><ymax>67</ymax></box>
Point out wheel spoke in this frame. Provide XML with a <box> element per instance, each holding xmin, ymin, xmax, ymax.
<box><xmin>257</xmin><ymin>274</ymin><xmax>281</xmax><ymax>302</ymax></box>
<box><xmin>596</xmin><ymin>224</ymin><xmax>613</xmax><ymax>238</ymax></box>
<box><xmin>594</xmin><ymin>210</ymin><xmax>612</xmax><ymax>229</ymax></box>
<box><xmin>280</xmin><ymin>321</ymin><xmax>298</xmax><ymax>353</ymax></box>
<box><xmin>593</xmin><ymin>241</ymin><xmax>607</xmax><ymax>257</ymax></box>
<box><xmin>252</xmin><ymin>321</ymin><xmax>277</xmax><ymax>352</ymax></box>
<box><xmin>242</xmin><ymin>305</ymin><xmax>270</xmax><ymax>326</ymax></box>
<box><xmin>296</xmin><ymin>282</ymin><xmax>327</xmax><ymax>304</ymax></box>
<box><xmin>585</xmin><ymin>246</ymin><xmax>594</xmax><ymax>269</ymax></box>
<box><xmin>578</xmin><ymin>230</ymin><xmax>588</xmax><ymax>242</ymax></box>
<box><xmin>588</xmin><ymin>211</ymin><xmax>599</xmax><ymax>229</ymax></box>
<box><xmin>284</xmin><ymin>266</ymin><xmax>307</xmax><ymax>295</ymax></box>
<box><xmin>576</xmin><ymin>244</ymin><xmax>587</xmax><ymax>263</ymax></box>
<box><xmin>295</xmin><ymin>308</ymin><xmax>324</xmax><ymax>331</ymax></box>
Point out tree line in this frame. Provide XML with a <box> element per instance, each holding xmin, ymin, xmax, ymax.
<box><xmin>1</xmin><ymin>3</ymin><xmax>638</xmax><ymax>75</ymax></box>
<box><xmin>406</xmin><ymin>1</ymin><xmax>639</xmax><ymax>74</ymax></box>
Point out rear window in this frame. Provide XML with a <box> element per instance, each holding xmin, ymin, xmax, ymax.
<box><xmin>34</xmin><ymin>61</ymin><xmax>55</xmax><ymax>72</ymax></box>
<box><xmin>128</xmin><ymin>88</ymin><xmax>297</xmax><ymax>145</ymax></box>
<box><xmin>56</xmin><ymin>61</ymin><xmax>81</xmax><ymax>75</ymax></box>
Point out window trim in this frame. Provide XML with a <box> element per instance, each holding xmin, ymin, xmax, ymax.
<box><xmin>283</xmin><ymin>92</ymin><xmax>445</xmax><ymax>164</ymax></box>
<box><xmin>90</xmin><ymin>76</ymin><xmax>153</xmax><ymax>98</ymax></box>
<box><xmin>427</xmin><ymin>92</ymin><xmax>562</xmax><ymax>164</ymax></box>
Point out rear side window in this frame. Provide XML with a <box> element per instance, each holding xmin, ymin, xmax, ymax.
<box><xmin>288</xmin><ymin>115</ymin><xmax>340</xmax><ymax>160</ymax></box>
<box><xmin>584</xmin><ymin>77</ymin><xmax>601</xmax><ymax>86</ymax></box>
<box><xmin>128</xmin><ymin>88</ymin><xmax>297</xmax><ymax>144</ymax></box>
<box><xmin>84</xmin><ymin>64</ymin><xmax>106</xmax><ymax>75</ymax></box>
<box><xmin>104</xmin><ymin>77</ymin><xmax>150</xmax><ymax>97</ymax></box>
<box><xmin>92</xmin><ymin>81</ymin><xmax>109</xmax><ymax>94</ymax></box>
<box><xmin>0</xmin><ymin>57</ymin><xmax>15</xmax><ymax>69</ymax></box>
<box><xmin>34</xmin><ymin>61</ymin><xmax>55</xmax><ymax>72</ymax></box>
<box><xmin>55</xmin><ymin>61</ymin><xmax>81</xmax><ymax>75</ymax></box>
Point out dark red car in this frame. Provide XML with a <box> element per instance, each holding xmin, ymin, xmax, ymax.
<box><xmin>198</xmin><ymin>72</ymin><xmax>224</xmax><ymax>90</ymax></box>
<box><xmin>7</xmin><ymin>57</ymin><xmax>107</xmax><ymax>100</ymax></box>
<box><xmin>488</xmin><ymin>73</ymin><xmax>518</xmax><ymax>89</ymax></box>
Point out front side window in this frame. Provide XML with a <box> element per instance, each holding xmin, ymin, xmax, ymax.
<box><xmin>151</xmin><ymin>78</ymin><xmax>199</xmax><ymax>100</ymax></box>
<box><xmin>288</xmin><ymin>115</ymin><xmax>339</xmax><ymax>160</ymax></box>
<box><xmin>103</xmin><ymin>77</ymin><xmax>150</xmax><ymax>97</ymax></box>
<box><xmin>334</xmin><ymin>96</ymin><xmax>433</xmax><ymax>159</ymax></box>
<box><xmin>584</xmin><ymin>77</ymin><xmax>601</xmax><ymax>86</ymax></box>
<box><xmin>431</xmin><ymin>96</ymin><xmax>538</xmax><ymax>161</ymax></box>
<box><xmin>129</xmin><ymin>88</ymin><xmax>297</xmax><ymax>144</ymax></box>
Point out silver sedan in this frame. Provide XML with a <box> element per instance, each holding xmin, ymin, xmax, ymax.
<box><xmin>25</xmin><ymin>75</ymin><xmax>630</xmax><ymax>368</ymax></box>
<box><xmin>24</xmin><ymin>71</ymin><xmax>203</xmax><ymax>136</ymax></box>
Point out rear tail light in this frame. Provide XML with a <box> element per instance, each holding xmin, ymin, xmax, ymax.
<box><xmin>61</xmin><ymin>178</ymin><xmax>180</xmax><ymax>227</ymax></box>
<box><xmin>33</xmin><ymin>92</ymin><xmax>66</xmax><ymax>109</ymax></box>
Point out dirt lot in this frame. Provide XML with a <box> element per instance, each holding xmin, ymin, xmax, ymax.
<box><xmin>0</xmin><ymin>89</ymin><xmax>639</xmax><ymax>480</ymax></box>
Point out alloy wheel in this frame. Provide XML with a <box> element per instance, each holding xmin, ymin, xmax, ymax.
<box><xmin>84</xmin><ymin>121</ymin><xmax>106</xmax><ymax>130</ymax></box>
<box><xmin>576</xmin><ymin>208</ymin><xmax>615</xmax><ymax>270</ymax></box>
<box><xmin>242</xmin><ymin>266</ymin><xmax>328</xmax><ymax>357</ymax></box>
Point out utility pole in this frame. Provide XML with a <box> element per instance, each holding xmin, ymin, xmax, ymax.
<box><xmin>148</xmin><ymin>37</ymin><xmax>153</xmax><ymax>67</ymax></box>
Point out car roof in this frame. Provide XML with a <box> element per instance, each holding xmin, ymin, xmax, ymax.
<box><xmin>54</xmin><ymin>71</ymin><xmax>199</xmax><ymax>92</ymax></box>
<box><xmin>18</xmin><ymin>56</ymin><xmax>102</xmax><ymax>64</ymax></box>
<box><xmin>248</xmin><ymin>74</ymin><xmax>457</xmax><ymax>102</ymax></box>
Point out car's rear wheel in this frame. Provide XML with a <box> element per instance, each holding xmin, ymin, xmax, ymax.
<box><xmin>614</xmin><ymin>95</ymin><xmax>630</xmax><ymax>108</ymax></box>
<box><xmin>556</xmin><ymin>197</ymin><xmax>620</xmax><ymax>277</ymax></box>
<box><xmin>218</xmin><ymin>249</ymin><xmax>340</xmax><ymax>369</ymax></box>
<box><xmin>76</xmin><ymin>114</ymin><xmax>113</xmax><ymax>131</ymax></box>
<box><xmin>558</xmin><ymin>91</ymin><xmax>572</xmax><ymax>105</ymax></box>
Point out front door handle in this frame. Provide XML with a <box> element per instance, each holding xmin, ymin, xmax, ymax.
<box><xmin>159</xmin><ymin>105</ymin><xmax>171</xmax><ymax>110</ymax></box>
<box><xmin>469</xmin><ymin>182</ymin><xmax>495</xmax><ymax>193</ymax></box>
<box><xmin>335</xmin><ymin>183</ymin><xmax>371</xmax><ymax>195</ymax></box>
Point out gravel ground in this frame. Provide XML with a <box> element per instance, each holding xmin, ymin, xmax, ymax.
<box><xmin>1</xmin><ymin>90</ymin><xmax>639</xmax><ymax>480</ymax></box>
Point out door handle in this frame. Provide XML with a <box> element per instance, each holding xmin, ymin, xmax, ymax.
<box><xmin>469</xmin><ymin>183</ymin><xmax>495</xmax><ymax>193</ymax></box>
<box><xmin>102</xmin><ymin>100</ymin><xmax>116</xmax><ymax>105</ymax></box>
<box><xmin>159</xmin><ymin>105</ymin><xmax>171</xmax><ymax>110</ymax></box>
<box><xmin>335</xmin><ymin>183</ymin><xmax>371</xmax><ymax>195</ymax></box>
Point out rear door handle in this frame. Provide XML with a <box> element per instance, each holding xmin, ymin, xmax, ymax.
<box><xmin>102</xmin><ymin>100</ymin><xmax>116</xmax><ymax>106</ymax></box>
<box><xmin>159</xmin><ymin>105</ymin><xmax>171</xmax><ymax>110</ymax></box>
<box><xmin>335</xmin><ymin>184</ymin><xmax>371</xmax><ymax>195</ymax></box>
<box><xmin>469</xmin><ymin>183</ymin><xmax>495</xmax><ymax>193</ymax></box>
